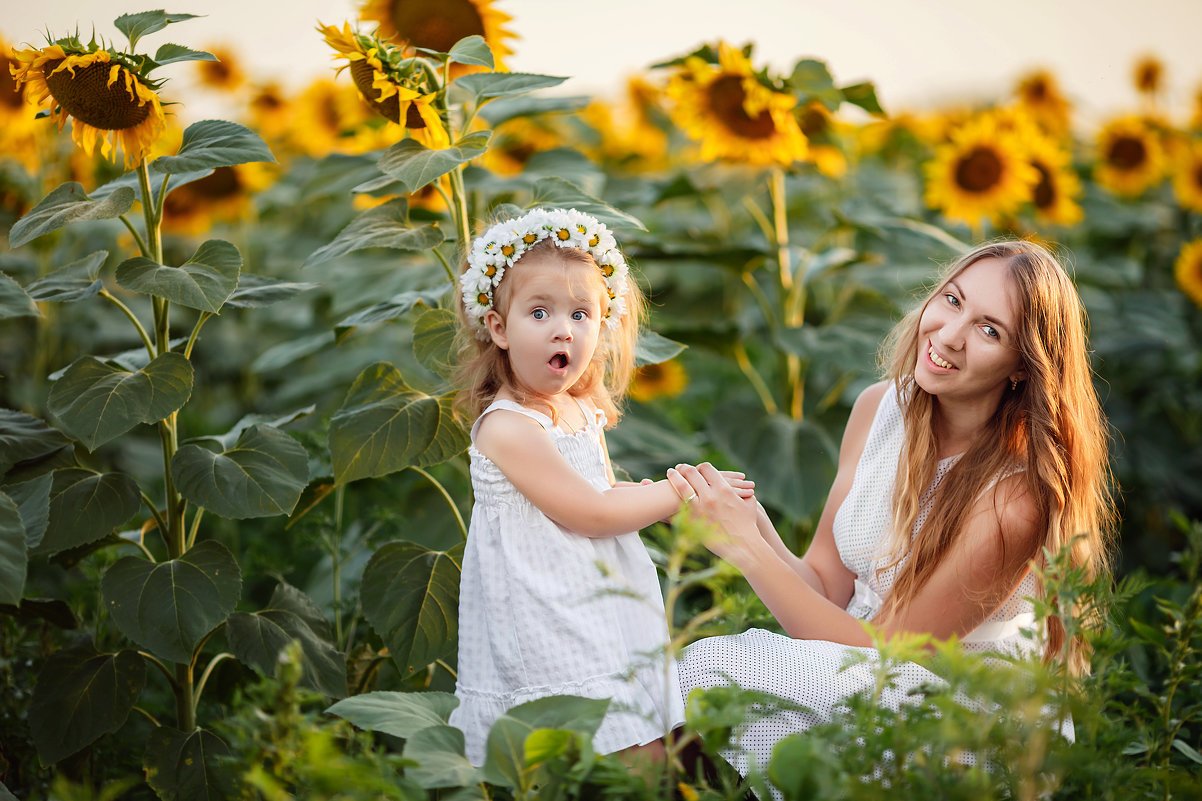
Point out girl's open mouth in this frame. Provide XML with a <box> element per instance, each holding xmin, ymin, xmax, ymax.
<box><xmin>549</xmin><ymin>353</ymin><xmax>569</xmax><ymax>370</ymax></box>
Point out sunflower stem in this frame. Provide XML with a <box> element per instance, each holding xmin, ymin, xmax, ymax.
<box><xmin>98</xmin><ymin>289</ymin><xmax>155</xmax><ymax>360</ymax></box>
<box><xmin>449</xmin><ymin>166</ymin><xmax>472</xmax><ymax>263</ymax></box>
<box><xmin>431</xmin><ymin>241</ymin><xmax>457</xmax><ymax>284</ymax></box>
<box><xmin>733</xmin><ymin>342</ymin><xmax>778</xmax><ymax>415</ymax></box>
<box><xmin>184</xmin><ymin>312</ymin><xmax>213</xmax><ymax>360</ymax></box>
<box><xmin>409</xmin><ymin>465</ymin><xmax>468</xmax><ymax>539</ymax></box>
<box><xmin>770</xmin><ymin>168</ymin><xmax>804</xmax><ymax>419</ymax></box>
<box><xmin>118</xmin><ymin>214</ymin><xmax>150</xmax><ymax>258</ymax></box>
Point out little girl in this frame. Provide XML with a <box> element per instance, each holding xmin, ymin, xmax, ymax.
<box><xmin>448</xmin><ymin>208</ymin><xmax>751</xmax><ymax>766</ymax></box>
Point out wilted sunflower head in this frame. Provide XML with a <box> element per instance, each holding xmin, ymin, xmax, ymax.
<box><xmin>10</xmin><ymin>36</ymin><xmax>167</xmax><ymax>168</ymax></box>
<box><xmin>1094</xmin><ymin>116</ymin><xmax>1166</xmax><ymax>197</ymax></box>
<box><xmin>923</xmin><ymin>114</ymin><xmax>1039</xmax><ymax>227</ymax></box>
<box><xmin>1133</xmin><ymin>55</ymin><xmax>1164</xmax><ymax>95</ymax></box>
<box><xmin>318</xmin><ymin>21</ymin><xmax>450</xmax><ymax>149</ymax></box>
<box><xmin>1174</xmin><ymin>238</ymin><xmax>1202</xmax><ymax>308</ymax></box>
<box><xmin>666</xmin><ymin>41</ymin><xmax>807</xmax><ymax>167</ymax></box>
<box><xmin>360</xmin><ymin>0</ymin><xmax>516</xmax><ymax>73</ymax></box>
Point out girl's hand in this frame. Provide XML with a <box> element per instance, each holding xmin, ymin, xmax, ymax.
<box><xmin>666</xmin><ymin>462</ymin><xmax>764</xmax><ymax>568</ymax></box>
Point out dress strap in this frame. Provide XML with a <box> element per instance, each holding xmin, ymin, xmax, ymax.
<box><xmin>471</xmin><ymin>399</ymin><xmax>554</xmax><ymax>442</ymax></box>
<box><xmin>571</xmin><ymin>395</ymin><xmax>607</xmax><ymax>429</ymax></box>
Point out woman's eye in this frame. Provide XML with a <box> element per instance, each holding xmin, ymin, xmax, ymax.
<box><xmin>982</xmin><ymin>324</ymin><xmax>999</xmax><ymax>339</ymax></box>
<box><xmin>532</xmin><ymin>309</ymin><xmax>547</xmax><ymax>320</ymax></box>
<box><xmin>945</xmin><ymin>293</ymin><xmax>960</xmax><ymax>307</ymax></box>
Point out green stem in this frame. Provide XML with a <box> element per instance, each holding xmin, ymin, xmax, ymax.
<box><xmin>184</xmin><ymin>312</ymin><xmax>213</xmax><ymax>360</ymax></box>
<box><xmin>431</xmin><ymin>240</ymin><xmax>457</xmax><ymax>283</ymax></box>
<box><xmin>409</xmin><ymin>466</ymin><xmax>468</xmax><ymax>539</ymax></box>
<box><xmin>118</xmin><ymin>214</ymin><xmax>150</xmax><ymax>257</ymax></box>
<box><xmin>98</xmin><ymin>289</ymin><xmax>155</xmax><ymax>361</ymax></box>
<box><xmin>733</xmin><ymin>343</ymin><xmax>778</xmax><ymax>415</ymax></box>
<box><xmin>138</xmin><ymin>651</ymin><xmax>180</xmax><ymax>692</ymax></box>
<box><xmin>141</xmin><ymin>491</ymin><xmax>168</xmax><ymax>543</ymax></box>
<box><xmin>740</xmin><ymin>268</ymin><xmax>777</xmax><ymax>330</ymax></box>
<box><xmin>449</xmin><ymin>166</ymin><xmax>472</xmax><ymax>261</ymax></box>
<box><xmin>118</xmin><ymin>535</ymin><xmax>157</xmax><ymax>562</ymax></box>
<box><xmin>186</xmin><ymin>507</ymin><xmax>204</xmax><ymax>551</ymax></box>
<box><xmin>131</xmin><ymin>706</ymin><xmax>162</xmax><ymax>727</ymax></box>
<box><xmin>769</xmin><ymin>168</ymin><xmax>804</xmax><ymax>420</ymax></box>
<box><xmin>193</xmin><ymin>652</ymin><xmax>234</xmax><ymax>710</ymax></box>
<box><xmin>332</xmin><ymin>485</ymin><xmax>345</xmax><ymax>648</ymax></box>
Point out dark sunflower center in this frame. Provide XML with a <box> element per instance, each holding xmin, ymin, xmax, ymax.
<box><xmin>43</xmin><ymin>58</ymin><xmax>151</xmax><ymax>130</ymax></box>
<box><xmin>405</xmin><ymin>102</ymin><xmax>426</xmax><ymax>129</ymax></box>
<box><xmin>1033</xmin><ymin>163</ymin><xmax>1055</xmax><ymax>209</ymax></box>
<box><xmin>349</xmin><ymin>59</ymin><xmax>401</xmax><ymax>123</ymax></box>
<box><xmin>390</xmin><ymin>0</ymin><xmax>485</xmax><ymax>53</ymax></box>
<box><xmin>252</xmin><ymin>88</ymin><xmax>285</xmax><ymax>112</ymax></box>
<box><xmin>800</xmin><ymin>107</ymin><xmax>829</xmax><ymax>138</ymax></box>
<box><xmin>1108</xmin><ymin>136</ymin><xmax>1147</xmax><ymax>170</ymax></box>
<box><xmin>954</xmin><ymin>146</ymin><xmax>1004</xmax><ymax>192</ymax></box>
<box><xmin>189</xmin><ymin>166</ymin><xmax>242</xmax><ymax>199</ymax></box>
<box><xmin>638</xmin><ymin>364</ymin><xmax>665</xmax><ymax>383</ymax></box>
<box><xmin>2</xmin><ymin>56</ymin><xmax>24</xmax><ymax>110</ymax></box>
<box><xmin>202</xmin><ymin>60</ymin><xmax>234</xmax><ymax>84</ymax></box>
<box><xmin>1026</xmin><ymin>80</ymin><xmax>1048</xmax><ymax>102</ymax></box>
<box><xmin>1137</xmin><ymin>65</ymin><xmax>1160</xmax><ymax>93</ymax></box>
<box><xmin>707</xmin><ymin>74</ymin><xmax>776</xmax><ymax>140</ymax></box>
<box><xmin>1193</xmin><ymin>164</ymin><xmax>1202</xmax><ymax>190</ymax></box>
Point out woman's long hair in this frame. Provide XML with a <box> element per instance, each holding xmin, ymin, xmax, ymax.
<box><xmin>878</xmin><ymin>240</ymin><xmax>1115</xmax><ymax>675</ymax></box>
<box><xmin>453</xmin><ymin>237</ymin><xmax>646</xmax><ymax>427</ymax></box>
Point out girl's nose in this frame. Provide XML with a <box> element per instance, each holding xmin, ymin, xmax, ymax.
<box><xmin>552</xmin><ymin>316</ymin><xmax>572</xmax><ymax>340</ymax></box>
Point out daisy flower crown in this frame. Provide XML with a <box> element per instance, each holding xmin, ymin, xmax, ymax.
<box><xmin>460</xmin><ymin>208</ymin><xmax>630</xmax><ymax>340</ymax></box>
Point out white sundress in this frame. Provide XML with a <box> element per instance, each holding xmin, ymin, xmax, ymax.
<box><xmin>677</xmin><ymin>382</ymin><xmax>1047</xmax><ymax>781</ymax></box>
<box><xmin>449</xmin><ymin>399</ymin><xmax>685</xmax><ymax>766</ymax></box>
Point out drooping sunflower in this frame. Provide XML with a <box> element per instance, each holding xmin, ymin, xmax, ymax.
<box><xmin>359</xmin><ymin>0</ymin><xmax>515</xmax><ymax>73</ymax></box>
<box><xmin>1174</xmin><ymin>239</ymin><xmax>1202</xmax><ymax>308</ymax></box>
<box><xmin>923</xmin><ymin>114</ymin><xmax>1039</xmax><ymax>227</ymax></box>
<box><xmin>629</xmin><ymin>360</ymin><xmax>688</xmax><ymax>403</ymax></box>
<box><xmin>1171</xmin><ymin>142</ymin><xmax>1202</xmax><ymax>213</ymax></box>
<box><xmin>1133</xmin><ymin>54</ymin><xmax>1164</xmax><ymax>97</ymax></box>
<box><xmin>1013</xmin><ymin>69</ymin><xmax>1072</xmax><ymax>136</ymax></box>
<box><xmin>195</xmin><ymin>43</ymin><xmax>246</xmax><ymax>92</ymax></box>
<box><xmin>10</xmin><ymin>39</ymin><xmax>167</xmax><ymax>168</ymax></box>
<box><xmin>1093</xmin><ymin>116</ymin><xmax>1166</xmax><ymax>197</ymax></box>
<box><xmin>319</xmin><ymin>21</ymin><xmax>449</xmax><ymax>150</ymax></box>
<box><xmin>666</xmin><ymin>42</ymin><xmax>808</xmax><ymax>168</ymax></box>
<box><xmin>796</xmin><ymin>101</ymin><xmax>847</xmax><ymax>178</ymax></box>
<box><xmin>162</xmin><ymin>162</ymin><xmax>276</xmax><ymax>234</ymax></box>
<box><xmin>1025</xmin><ymin>134</ymin><xmax>1082</xmax><ymax>226</ymax></box>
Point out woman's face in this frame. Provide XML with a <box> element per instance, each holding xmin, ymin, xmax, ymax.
<box><xmin>915</xmin><ymin>256</ymin><xmax>1025</xmax><ymax>405</ymax></box>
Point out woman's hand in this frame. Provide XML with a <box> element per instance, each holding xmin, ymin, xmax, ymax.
<box><xmin>666</xmin><ymin>462</ymin><xmax>765</xmax><ymax>568</ymax></box>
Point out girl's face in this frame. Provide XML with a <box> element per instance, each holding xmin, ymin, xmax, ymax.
<box><xmin>484</xmin><ymin>252</ymin><xmax>605</xmax><ymax>400</ymax></box>
<box><xmin>915</xmin><ymin>256</ymin><xmax>1026</xmax><ymax>405</ymax></box>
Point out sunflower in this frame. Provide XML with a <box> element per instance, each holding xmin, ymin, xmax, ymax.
<box><xmin>579</xmin><ymin>78</ymin><xmax>670</xmax><ymax>171</ymax></box>
<box><xmin>482</xmin><ymin>115</ymin><xmax>565</xmax><ymax>175</ymax></box>
<box><xmin>319</xmin><ymin>21</ymin><xmax>449</xmax><ymax>150</ymax></box>
<box><xmin>923</xmin><ymin>115</ymin><xmax>1038</xmax><ymax>227</ymax></box>
<box><xmin>246</xmin><ymin>82</ymin><xmax>293</xmax><ymax>146</ymax></box>
<box><xmin>666</xmin><ymin>42</ymin><xmax>807</xmax><ymax>167</ymax></box>
<box><xmin>1093</xmin><ymin>116</ymin><xmax>1166</xmax><ymax>197</ymax></box>
<box><xmin>162</xmin><ymin>162</ymin><xmax>276</xmax><ymax>234</ymax></box>
<box><xmin>195</xmin><ymin>43</ymin><xmax>246</xmax><ymax>92</ymax></box>
<box><xmin>1171</xmin><ymin>142</ymin><xmax>1202</xmax><ymax>213</ymax></box>
<box><xmin>1174</xmin><ymin>239</ymin><xmax>1202</xmax><ymax>307</ymax></box>
<box><xmin>797</xmin><ymin>101</ymin><xmax>847</xmax><ymax>177</ymax></box>
<box><xmin>10</xmin><ymin>41</ymin><xmax>167</xmax><ymax>168</ymax></box>
<box><xmin>1025</xmin><ymin>134</ymin><xmax>1082</xmax><ymax>226</ymax></box>
<box><xmin>629</xmin><ymin>360</ymin><xmax>688</xmax><ymax>403</ymax></box>
<box><xmin>291</xmin><ymin>78</ymin><xmax>375</xmax><ymax>156</ymax></box>
<box><xmin>1013</xmin><ymin>69</ymin><xmax>1071</xmax><ymax>136</ymax></box>
<box><xmin>1133</xmin><ymin>55</ymin><xmax>1164</xmax><ymax>96</ymax></box>
<box><xmin>359</xmin><ymin>0</ymin><xmax>516</xmax><ymax>73</ymax></box>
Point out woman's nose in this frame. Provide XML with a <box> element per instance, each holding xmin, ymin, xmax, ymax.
<box><xmin>938</xmin><ymin>319</ymin><xmax>967</xmax><ymax>350</ymax></box>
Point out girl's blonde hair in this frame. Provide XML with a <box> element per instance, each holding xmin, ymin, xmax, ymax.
<box><xmin>453</xmin><ymin>237</ymin><xmax>646</xmax><ymax>427</ymax></box>
<box><xmin>879</xmin><ymin>240</ymin><xmax>1116</xmax><ymax>675</ymax></box>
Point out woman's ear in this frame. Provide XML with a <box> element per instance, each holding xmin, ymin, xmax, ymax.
<box><xmin>485</xmin><ymin>309</ymin><xmax>508</xmax><ymax>350</ymax></box>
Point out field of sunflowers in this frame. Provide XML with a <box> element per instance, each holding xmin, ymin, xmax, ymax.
<box><xmin>1</xmin><ymin>5</ymin><xmax>1200</xmax><ymax>800</ymax></box>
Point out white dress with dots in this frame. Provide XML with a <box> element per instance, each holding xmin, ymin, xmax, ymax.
<box><xmin>677</xmin><ymin>383</ymin><xmax>1043</xmax><ymax>779</ymax></box>
<box><xmin>449</xmin><ymin>399</ymin><xmax>685</xmax><ymax>766</ymax></box>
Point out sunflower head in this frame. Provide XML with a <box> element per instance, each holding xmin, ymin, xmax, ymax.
<box><xmin>1172</xmin><ymin>142</ymin><xmax>1202</xmax><ymax>213</ymax></box>
<box><xmin>195</xmin><ymin>43</ymin><xmax>246</xmax><ymax>91</ymax></box>
<box><xmin>1174</xmin><ymin>239</ymin><xmax>1202</xmax><ymax>308</ymax></box>
<box><xmin>629</xmin><ymin>360</ymin><xmax>688</xmax><ymax>403</ymax></box>
<box><xmin>1014</xmin><ymin>69</ymin><xmax>1071</xmax><ymax>135</ymax></box>
<box><xmin>665</xmin><ymin>41</ymin><xmax>807</xmax><ymax>167</ymax></box>
<box><xmin>1025</xmin><ymin>134</ymin><xmax>1082</xmax><ymax>226</ymax></box>
<box><xmin>359</xmin><ymin>0</ymin><xmax>516</xmax><ymax>74</ymax></box>
<box><xmin>1094</xmin><ymin>115</ymin><xmax>1166</xmax><ymax>197</ymax></box>
<box><xmin>923</xmin><ymin>114</ymin><xmax>1039</xmax><ymax>227</ymax></box>
<box><xmin>1133</xmin><ymin>55</ymin><xmax>1164</xmax><ymax>95</ymax></box>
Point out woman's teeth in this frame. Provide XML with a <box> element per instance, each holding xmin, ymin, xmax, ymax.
<box><xmin>929</xmin><ymin>345</ymin><xmax>954</xmax><ymax>369</ymax></box>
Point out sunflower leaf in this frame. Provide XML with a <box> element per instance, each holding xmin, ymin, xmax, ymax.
<box><xmin>223</xmin><ymin>274</ymin><xmax>319</xmax><ymax>309</ymax></box>
<box><xmin>115</xmin><ymin>239</ymin><xmax>242</xmax><ymax>313</ymax></box>
<box><xmin>26</xmin><ymin>252</ymin><xmax>107</xmax><ymax>304</ymax></box>
<box><xmin>171</xmin><ymin>425</ymin><xmax>309</xmax><ymax>519</ymax></box>
<box><xmin>304</xmin><ymin>199</ymin><xmax>445</xmax><ymax>267</ymax></box>
<box><xmin>8</xmin><ymin>183</ymin><xmax>135</xmax><ymax>249</ymax></box>
<box><xmin>452</xmin><ymin>73</ymin><xmax>569</xmax><ymax>107</ymax></box>
<box><xmin>447</xmin><ymin>35</ymin><xmax>494</xmax><ymax>69</ymax></box>
<box><xmin>152</xmin><ymin>43</ymin><xmax>216</xmax><ymax>66</ymax></box>
<box><xmin>635</xmin><ymin>331</ymin><xmax>686</xmax><ymax>367</ymax></box>
<box><xmin>527</xmin><ymin>177</ymin><xmax>647</xmax><ymax>231</ymax></box>
<box><xmin>152</xmin><ymin>120</ymin><xmax>276</xmax><ymax>175</ymax></box>
<box><xmin>841</xmin><ymin>82</ymin><xmax>884</xmax><ymax>115</ymax></box>
<box><xmin>114</xmin><ymin>11</ymin><xmax>201</xmax><ymax>51</ymax></box>
<box><xmin>0</xmin><ymin>274</ymin><xmax>39</xmax><ymax>319</ymax></box>
<box><xmin>378</xmin><ymin>132</ymin><xmax>492</xmax><ymax>193</ymax></box>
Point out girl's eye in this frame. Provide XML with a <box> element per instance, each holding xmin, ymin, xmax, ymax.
<box><xmin>532</xmin><ymin>309</ymin><xmax>547</xmax><ymax>320</ymax></box>
<box><xmin>571</xmin><ymin>310</ymin><xmax>586</xmax><ymax>321</ymax></box>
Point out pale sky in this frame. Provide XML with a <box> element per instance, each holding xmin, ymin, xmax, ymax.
<box><xmin>8</xmin><ymin>0</ymin><xmax>1202</xmax><ymax>126</ymax></box>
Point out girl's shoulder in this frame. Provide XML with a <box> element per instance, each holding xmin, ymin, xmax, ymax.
<box><xmin>472</xmin><ymin>399</ymin><xmax>553</xmax><ymax>443</ymax></box>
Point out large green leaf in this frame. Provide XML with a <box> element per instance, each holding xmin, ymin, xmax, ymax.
<box><xmin>25</xmin><ymin>251</ymin><xmax>107</xmax><ymax>303</ymax></box>
<box><xmin>482</xmin><ymin>696</ymin><xmax>609</xmax><ymax>788</ymax></box>
<box><xmin>152</xmin><ymin>119</ymin><xmax>275</xmax><ymax>174</ymax></box>
<box><xmin>4</xmin><ymin>473</ymin><xmax>51</xmax><ymax>550</ymax></box>
<box><xmin>326</xmin><ymin>690</ymin><xmax>459</xmax><ymax>739</ymax></box>
<box><xmin>447</xmin><ymin>35</ymin><xmax>494</xmax><ymax>68</ymax></box>
<box><xmin>708</xmin><ymin>403</ymin><xmax>837</xmax><ymax>522</ymax></box>
<box><xmin>36</xmin><ymin>469</ymin><xmax>140</xmax><ymax>556</ymax></box>
<box><xmin>528</xmin><ymin>177</ymin><xmax>647</xmax><ymax>231</ymax></box>
<box><xmin>101</xmin><ymin>540</ymin><xmax>241</xmax><ymax>664</ymax></box>
<box><xmin>0</xmin><ymin>274</ymin><xmax>39</xmax><ymax>319</ymax></box>
<box><xmin>360</xmin><ymin>540</ymin><xmax>462</xmax><ymax>678</ymax></box>
<box><xmin>405</xmin><ymin>725</ymin><xmax>482</xmax><ymax>788</ymax></box>
<box><xmin>223</xmin><ymin>274</ymin><xmax>318</xmax><ymax>309</ymax></box>
<box><xmin>48</xmin><ymin>353</ymin><xmax>194</xmax><ymax>450</ymax></box>
<box><xmin>194</xmin><ymin>405</ymin><xmax>316</xmax><ymax>451</ymax></box>
<box><xmin>635</xmin><ymin>331</ymin><xmax>686</xmax><ymax>366</ymax></box>
<box><xmin>28</xmin><ymin>644</ymin><xmax>145</xmax><ymax>763</ymax></box>
<box><xmin>8</xmin><ymin>182</ymin><xmax>135</xmax><ymax>248</ymax></box>
<box><xmin>378</xmin><ymin>131</ymin><xmax>491</xmax><ymax>193</ymax></box>
<box><xmin>413</xmin><ymin>308</ymin><xmax>458</xmax><ymax>382</ymax></box>
<box><xmin>115</xmin><ymin>239</ymin><xmax>241</xmax><ymax>313</ymax></box>
<box><xmin>334</xmin><ymin>287</ymin><xmax>447</xmax><ymax>340</ymax></box>
<box><xmin>226</xmin><ymin>582</ymin><xmax>346</xmax><ymax>698</ymax></box>
<box><xmin>329</xmin><ymin>363</ymin><xmax>468</xmax><ymax>484</ymax></box>
<box><xmin>0</xmin><ymin>597</ymin><xmax>78</xmax><ymax>629</ymax></box>
<box><xmin>152</xmin><ymin>43</ymin><xmax>216</xmax><ymax>67</ymax></box>
<box><xmin>841</xmin><ymin>81</ymin><xmax>884</xmax><ymax>115</ymax></box>
<box><xmin>0</xmin><ymin>493</ymin><xmax>26</xmax><ymax>605</ymax></box>
<box><xmin>144</xmin><ymin>726</ymin><xmax>234</xmax><ymax>801</ymax></box>
<box><xmin>0</xmin><ymin>409</ymin><xmax>69</xmax><ymax>476</ymax></box>
<box><xmin>452</xmin><ymin>72</ymin><xmax>569</xmax><ymax>106</ymax></box>
<box><xmin>91</xmin><ymin>168</ymin><xmax>214</xmax><ymax>206</ymax></box>
<box><xmin>171</xmin><ymin>424</ymin><xmax>309</xmax><ymax>519</ymax></box>
<box><xmin>478</xmin><ymin>95</ymin><xmax>591</xmax><ymax>128</ymax></box>
<box><xmin>114</xmin><ymin>10</ymin><xmax>200</xmax><ymax>50</ymax></box>
<box><xmin>304</xmin><ymin>199</ymin><xmax>444</xmax><ymax>266</ymax></box>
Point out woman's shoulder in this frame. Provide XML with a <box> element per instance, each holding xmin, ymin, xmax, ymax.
<box><xmin>836</xmin><ymin>381</ymin><xmax>892</xmax><ymax>466</ymax></box>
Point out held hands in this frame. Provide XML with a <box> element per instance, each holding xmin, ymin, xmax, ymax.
<box><xmin>666</xmin><ymin>462</ymin><xmax>763</xmax><ymax>567</ymax></box>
